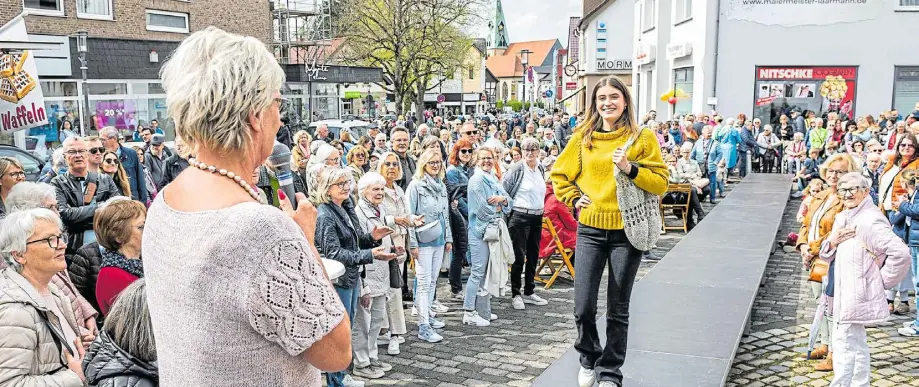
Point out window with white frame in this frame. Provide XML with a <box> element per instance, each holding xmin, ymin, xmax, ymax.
<box><xmin>146</xmin><ymin>10</ymin><xmax>190</xmax><ymax>33</ymax></box>
<box><xmin>674</xmin><ymin>0</ymin><xmax>692</xmax><ymax>23</ymax></box>
<box><xmin>77</xmin><ymin>0</ymin><xmax>112</xmax><ymax>19</ymax></box>
<box><xmin>642</xmin><ymin>0</ymin><xmax>657</xmax><ymax>31</ymax></box>
<box><xmin>23</xmin><ymin>0</ymin><xmax>63</xmax><ymax>14</ymax></box>
<box><xmin>898</xmin><ymin>0</ymin><xmax>919</xmax><ymax>10</ymax></box>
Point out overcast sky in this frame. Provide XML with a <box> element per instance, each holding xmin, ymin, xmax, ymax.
<box><xmin>475</xmin><ymin>0</ymin><xmax>581</xmax><ymax>46</ymax></box>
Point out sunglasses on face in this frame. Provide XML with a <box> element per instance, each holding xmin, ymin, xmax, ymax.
<box><xmin>901</xmin><ymin>143</ymin><xmax>915</xmax><ymax>149</ymax></box>
<box><xmin>871</xmin><ymin>149</ymin><xmax>884</xmax><ymax>153</ymax></box>
<box><xmin>104</xmin><ymin>158</ymin><xmax>119</xmax><ymax>165</ymax></box>
<box><xmin>89</xmin><ymin>147</ymin><xmax>105</xmax><ymax>155</ymax></box>
<box><xmin>459</xmin><ymin>148</ymin><xmax>473</xmax><ymax>155</ymax></box>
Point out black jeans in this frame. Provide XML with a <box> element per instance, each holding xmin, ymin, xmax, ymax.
<box><xmin>449</xmin><ymin>239</ymin><xmax>466</xmax><ymax>294</ymax></box>
<box><xmin>574</xmin><ymin>225</ymin><xmax>642</xmax><ymax>385</ymax></box>
<box><xmin>508</xmin><ymin>211</ymin><xmax>543</xmax><ymax>297</ymax></box>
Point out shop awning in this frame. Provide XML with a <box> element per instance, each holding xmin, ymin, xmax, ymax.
<box><xmin>559</xmin><ymin>86</ymin><xmax>586</xmax><ymax>103</ymax></box>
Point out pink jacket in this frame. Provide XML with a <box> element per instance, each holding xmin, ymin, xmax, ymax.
<box><xmin>820</xmin><ymin>195</ymin><xmax>912</xmax><ymax>325</ymax></box>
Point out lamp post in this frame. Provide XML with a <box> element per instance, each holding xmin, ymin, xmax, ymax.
<box><xmin>520</xmin><ymin>49</ymin><xmax>531</xmax><ymax>114</ymax></box>
<box><xmin>75</xmin><ymin>31</ymin><xmax>90</xmax><ymax>136</ymax></box>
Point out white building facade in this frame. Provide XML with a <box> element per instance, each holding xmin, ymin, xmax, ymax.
<box><xmin>632</xmin><ymin>0</ymin><xmax>919</xmax><ymax>125</ymax></box>
<box><xmin>579</xmin><ymin>0</ymin><xmax>636</xmax><ymax>108</ymax></box>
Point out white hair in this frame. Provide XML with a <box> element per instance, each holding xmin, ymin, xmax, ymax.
<box><xmin>100</xmin><ymin>126</ymin><xmax>120</xmax><ymax>141</ymax></box>
<box><xmin>358</xmin><ymin>171</ymin><xmax>386</xmax><ymax>197</ymax></box>
<box><xmin>375</xmin><ymin>133</ymin><xmax>387</xmax><ymax>142</ymax></box>
<box><xmin>724</xmin><ymin>118</ymin><xmax>736</xmax><ymax>127</ymax></box>
<box><xmin>0</xmin><ymin>209</ymin><xmax>62</xmax><ymax>272</ymax></box>
<box><xmin>838</xmin><ymin>172</ymin><xmax>871</xmax><ymax>189</ymax></box>
<box><xmin>794</xmin><ymin>132</ymin><xmax>804</xmax><ymax>140</ymax></box>
<box><xmin>5</xmin><ymin>182</ymin><xmax>56</xmax><ymax>213</ymax></box>
<box><xmin>680</xmin><ymin>142</ymin><xmax>694</xmax><ymax>153</ymax></box>
<box><xmin>160</xmin><ymin>27</ymin><xmax>284</xmax><ymax>159</ymax></box>
<box><xmin>51</xmin><ymin>148</ymin><xmax>66</xmax><ymax>170</ymax></box>
<box><xmin>309</xmin><ymin>166</ymin><xmax>352</xmax><ymax>205</ymax></box>
<box><xmin>62</xmin><ymin>136</ymin><xmax>83</xmax><ymax>150</ymax></box>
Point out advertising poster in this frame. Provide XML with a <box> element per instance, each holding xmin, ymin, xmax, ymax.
<box><xmin>753</xmin><ymin>66</ymin><xmax>857</xmax><ymax>127</ymax></box>
<box><xmin>0</xmin><ymin>16</ymin><xmax>49</xmax><ymax>133</ymax></box>
<box><xmin>725</xmin><ymin>0</ymin><xmax>884</xmax><ymax>27</ymax></box>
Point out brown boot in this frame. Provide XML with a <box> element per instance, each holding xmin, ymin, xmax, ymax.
<box><xmin>814</xmin><ymin>352</ymin><xmax>833</xmax><ymax>372</ymax></box>
<box><xmin>802</xmin><ymin>345</ymin><xmax>828</xmax><ymax>360</ymax></box>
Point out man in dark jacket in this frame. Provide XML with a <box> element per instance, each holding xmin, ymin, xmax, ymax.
<box><xmin>791</xmin><ymin>109</ymin><xmax>807</xmax><ymax>136</ymax></box>
<box><xmin>100</xmin><ymin>127</ymin><xmax>147</xmax><ymax>201</ymax></box>
<box><xmin>160</xmin><ymin>152</ymin><xmax>190</xmax><ymax>188</ymax></box>
<box><xmin>391</xmin><ymin>127</ymin><xmax>416</xmax><ymax>190</ymax></box>
<box><xmin>52</xmin><ymin>137</ymin><xmax>121</xmax><ymax>254</ymax></box>
<box><xmin>738</xmin><ymin>124</ymin><xmax>767</xmax><ymax>178</ymax></box>
<box><xmin>144</xmin><ymin>134</ymin><xmax>168</xmax><ymax>191</ymax></box>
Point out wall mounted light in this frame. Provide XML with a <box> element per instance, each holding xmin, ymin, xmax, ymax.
<box><xmin>149</xmin><ymin>49</ymin><xmax>159</xmax><ymax>63</ymax></box>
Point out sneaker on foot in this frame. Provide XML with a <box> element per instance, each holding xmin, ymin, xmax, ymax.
<box><xmin>452</xmin><ymin>291</ymin><xmax>464</xmax><ymax>300</ymax></box>
<box><xmin>342</xmin><ymin>374</ymin><xmax>366</xmax><ymax>387</ymax></box>
<box><xmin>578</xmin><ymin>366</ymin><xmax>596</xmax><ymax>387</ymax></box>
<box><xmin>387</xmin><ymin>339</ymin><xmax>400</xmax><ymax>355</ymax></box>
<box><xmin>432</xmin><ymin>300</ymin><xmax>449</xmax><ymax>313</ymax></box>
<box><xmin>490</xmin><ymin>313</ymin><xmax>498</xmax><ymax>321</ymax></box>
<box><xmin>904</xmin><ymin>321</ymin><xmax>919</xmax><ymax>328</ymax></box>
<box><xmin>512</xmin><ymin>295</ymin><xmax>525</xmax><ymax>310</ymax></box>
<box><xmin>523</xmin><ymin>293</ymin><xmax>548</xmax><ymax>306</ymax></box>
<box><xmin>418</xmin><ymin>324</ymin><xmax>443</xmax><ymax>343</ymax></box>
<box><xmin>376</xmin><ymin>332</ymin><xmax>391</xmax><ymax>346</ymax></box>
<box><xmin>430</xmin><ymin>317</ymin><xmax>446</xmax><ymax>329</ymax></box>
<box><xmin>899</xmin><ymin>326</ymin><xmax>919</xmax><ymax>337</ymax></box>
<box><xmin>394</xmin><ymin>334</ymin><xmax>405</xmax><ymax>344</ymax></box>
<box><xmin>895</xmin><ymin>302</ymin><xmax>910</xmax><ymax>315</ymax></box>
<box><xmin>463</xmin><ymin>311</ymin><xmax>491</xmax><ymax>327</ymax></box>
<box><xmin>598</xmin><ymin>381</ymin><xmax>620</xmax><ymax>387</ymax></box>
<box><xmin>370</xmin><ymin>360</ymin><xmax>392</xmax><ymax>373</ymax></box>
<box><xmin>352</xmin><ymin>365</ymin><xmax>383</xmax><ymax>379</ymax></box>
<box><xmin>411</xmin><ymin>305</ymin><xmax>418</xmax><ymax>316</ymax></box>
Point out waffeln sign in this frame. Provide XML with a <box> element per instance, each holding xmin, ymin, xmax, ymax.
<box><xmin>0</xmin><ymin>15</ymin><xmax>48</xmax><ymax>133</ymax></box>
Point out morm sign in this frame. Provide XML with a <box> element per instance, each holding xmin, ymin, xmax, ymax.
<box><xmin>596</xmin><ymin>59</ymin><xmax>632</xmax><ymax>71</ymax></box>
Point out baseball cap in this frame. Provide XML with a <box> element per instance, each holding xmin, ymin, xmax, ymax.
<box><xmin>911</xmin><ymin>111</ymin><xmax>919</xmax><ymax>120</ymax></box>
<box><xmin>151</xmin><ymin>134</ymin><xmax>165</xmax><ymax>146</ymax></box>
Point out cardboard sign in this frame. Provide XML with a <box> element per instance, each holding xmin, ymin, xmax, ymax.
<box><xmin>0</xmin><ymin>16</ymin><xmax>48</xmax><ymax>133</ymax></box>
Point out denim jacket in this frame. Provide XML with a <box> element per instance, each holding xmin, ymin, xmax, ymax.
<box><xmin>407</xmin><ymin>175</ymin><xmax>453</xmax><ymax>247</ymax></box>
<box><xmin>690</xmin><ymin>138</ymin><xmax>722</xmax><ymax>173</ymax></box>
<box><xmin>468</xmin><ymin>168</ymin><xmax>512</xmax><ymax>240</ymax></box>
<box><xmin>893</xmin><ymin>191</ymin><xmax>919</xmax><ymax>246</ymax></box>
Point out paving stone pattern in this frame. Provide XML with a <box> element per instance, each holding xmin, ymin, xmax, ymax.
<box><xmin>359</xmin><ymin>184</ymin><xmax>735</xmax><ymax>387</ymax></box>
<box><xmin>726</xmin><ymin>195</ymin><xmax>919</xmax><ymax>387</ymax></box>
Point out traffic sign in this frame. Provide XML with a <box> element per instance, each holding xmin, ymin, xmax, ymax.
<box><xmin>544</xmin><ymin>90</ymin><xmax>554</xmax><ymax>98</ymax></box>
<box><xmin>436</xmin><ymin>94</ymin><xmax>446</xmax><ymax>103</ymax></box>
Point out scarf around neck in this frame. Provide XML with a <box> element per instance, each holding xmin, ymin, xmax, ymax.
<box><xmin>423</xmin><ymin>174</ymin><xmax>445</xmax><ymax>195</ymax></box>
<box><xmin>101</xmin><ymin>249</ymin><xmax>144</xmax><ymax>278</ymax></box>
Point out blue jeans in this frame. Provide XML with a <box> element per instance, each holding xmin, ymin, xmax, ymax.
<box><xmin>738</xmin><ymin>151</ymin><xmax>750</xmax><ymax>178</ymax></box>
<box><xmin>708</xmin><ymin>171</ymin><xmax>718</xmax><ymax>202</ymax></box>
<box><xmin>912</xmin><ymin>247</ymin><xmax>919</xmax><ymax>327</ymax></box>
<box><xmin>326</xmin><ymin>281</ymin><xmax>360</xmax><ymax>387</ymax></box>
<box><xmin>464</xmin><ymin>232</ymin><xmax>489</xmax><ymax>312</ymax></box>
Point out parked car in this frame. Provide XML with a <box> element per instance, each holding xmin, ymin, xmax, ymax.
<box><xmin>307</xmin><ymin>120</ymin><xmax>371</xmax><ymax>140</ymax></box>
<box><xmin>0</xmin><ymin>145</ymin><xmax>45</xmax><ymax>182</ymax></box>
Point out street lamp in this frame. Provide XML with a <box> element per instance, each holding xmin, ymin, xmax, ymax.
<box><xmin>519</xmin><ymin>49</ymin><xmax>531</xmax><ymax>113</ymax></box>
<box><xmin>75</xmin><ymin>31</ymin><xmax>90</xmax><ymax>136</ymax></box>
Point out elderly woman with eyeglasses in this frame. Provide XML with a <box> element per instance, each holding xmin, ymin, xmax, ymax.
<box><xmin>0</xmin><ymin>156</ymin><xmax>26</xmax><ymax>218</ymax></box>
<box><xmin>144</xmin><ymin>27</ymin><xmax>351</xmax><ymax>386</ymax></box>
<box><xmin>406</xmin><ymin>149</ymin><xmax>453</xmax><ymax>343</ymax></box>
<box><xmin>313</xmin><ymin>166</ymin><xmax>396</xmax><ymax>386</ymax></box>
<box><xmin>819</xmin><ymin>172</ymin><xmax>909</xmax><ymax>385</ymax></box>
<box><xmin>0</xmin><ymin>209</ymin><xmax>86</xmax><ymax>386</ymax></box>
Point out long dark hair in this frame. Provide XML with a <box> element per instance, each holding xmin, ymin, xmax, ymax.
<box><xmin>577</xmin><ymin>75</ymin><xmax>637</xmax><ymax>149</ymax></box>
<box><xmin>894</xmin><ymin>133</ymin><xmax>919</xmax><ymax>167</ymax></box>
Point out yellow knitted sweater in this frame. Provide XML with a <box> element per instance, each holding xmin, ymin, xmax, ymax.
<box><xmin>550</xmin><ymin>127</ymin><xmax>669</xmax><ymax>230</ymax></box>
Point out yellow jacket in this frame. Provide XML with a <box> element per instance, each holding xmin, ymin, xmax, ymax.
<box><xmin>550</xmin><ymin>127</ymin><xmax>668</xmax><ymax>230</ymax></box>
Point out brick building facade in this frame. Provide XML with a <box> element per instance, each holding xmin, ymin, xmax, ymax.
<box><xmin>0</xmin><ymin>0</ymin><xmax>270</xmax><ymax>140</ymax></box>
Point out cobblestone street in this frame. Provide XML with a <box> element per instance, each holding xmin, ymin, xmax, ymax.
<box><xmin>364</xmin><ymin>185</ymin><xmax>732</xmax><ymax>387</ymax></box>
<box><xmin>727</xmin><ymin>196</ymin><xmax>919</xmax><ymax>387</ymax></box>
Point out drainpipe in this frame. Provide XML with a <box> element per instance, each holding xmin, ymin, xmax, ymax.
<box><xmin>710</xmin><ymin>0</ymin><xmax>722</xmax><ymax>106</ymax></box>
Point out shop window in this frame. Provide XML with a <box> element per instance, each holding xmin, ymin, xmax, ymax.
<box><xmin>77</xmin><ymin>0</ymin><xmax>112</xmax><ymax>19</ymax></box>
<box><xmin>87</xmin><ymin>82</ymin><xmax>128</xmax><ymax>95</ymax></box>
<box><xmin>23</xmin><ymin>0</ymin><xmax>63</xmax><ymax>15</ymax></box>
<box><xmin>40</xmin><ymin>81</ymin><xmax>78</xmax><ymax>97</ymax></box>
<box><xmin>898</xmin><ymin>0</ymin><xmax>919</xmax><ymax>11</ymax></box>
<box><xmin>674</xmin><ymin>0</ymin><xmax>692</xmax><ymax>23</ymax></box>
<box><xmin>28</xmin><ymin>100</ymin><xmax>81</xmax><ymax>143</ymax></box>
<box><xmin>673</xmin><ymin>67</ymin><xmax>694</xmax><ymax>115</ymax></box>
<box><xmin>752</xmin><ymin>66</ymin><xmax>858</xmax><ymax>127</ymax></box>
<box><xmin>146</xmin><ymin>10</ymin><xmax>190</xmax><ymax>34</ymax></box>
<box><xmin>894</xmin><ymin>67</ymin><xmax>919</xmax><ymax>115</ymax></box>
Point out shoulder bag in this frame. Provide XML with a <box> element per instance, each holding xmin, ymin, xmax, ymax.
<box><xmin>612</xmin><ymin>128</ymin><xmax>662</xmax><ymax>251</ymax></box>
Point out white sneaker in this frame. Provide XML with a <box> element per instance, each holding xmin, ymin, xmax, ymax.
<box><xmin>342</xmin><ymin>374</ymin><xmax>367</xmax><ymax>387</ymax></box>
<box><xmin>432</xmin><ymin>300</ymin><xmax>449</xmax><ymax>313</ymax></box>
<box><xmin>598</xmin><ymin>381</ymin><xmax>620</xmax><ymax>387</ymax></box>
<box><xmin>452</xmin><ymin>291</ymin><xmax>464</xmax><ymax>300</ymax></box>
<box><xmin>376</xmin><ymin>332</ymin><xmax>390</xmax><ymax>346</ymax></box>
<box><xmin>578</xmin><ymin>366</ymin><xmax>596</xmax><ymax>387</ymax></box>
<box><xmin>899</xmin><ymin>326</ymin><xmax>919</xmax><ymax>337</ymax></box>
<box><xmin>904</xmin><ymin>321</ymin><xmax>919</xmax><ymax>328</ymax></box>
<box><xmin>430</xmin><ymin>317</ymin><xmax>446</xmax><ymax>329</ymax></box>
<box><xmin>411</xmin><ymin>305</ymin><xmax>417</xmax><ymax>316</ymax></box>
<box><xmin>523</xmin><ymin>293</ymin><xmax>548</xmax><ymax>306</ymax></box>
<box><xmin>463</xmin><ymin>311</ymin><xmax>491</xmax><ymax>327</ymax></box>
<box><xmin>388</xmin><ymin>339</ymin><xmax>400</xmax><ymax>355</ymax></box>
<box><xmin>395</xmin><ymin>335</ymin><xmax>405</xmax><ymax>344</ymax></box>
<box><xmin>490</xmin><ymin>313</ymin><xmax>497</xmax><ymax>321</ymax></box>
<box><xmin>512</xmin><ymin>295</ymin><xmax>525</xmax><ymax>310</ymax></box>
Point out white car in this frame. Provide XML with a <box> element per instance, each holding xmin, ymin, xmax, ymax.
<box><xmin>307</xmin><ymin>120</ymin><xmax>372</xmax><ymax>140</ymax></box>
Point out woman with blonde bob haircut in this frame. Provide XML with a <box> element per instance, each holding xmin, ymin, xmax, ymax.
<box><xmin>144</xmin><ymin>27</ymin><xmax>351</xmax><ymax>387</ymax></box>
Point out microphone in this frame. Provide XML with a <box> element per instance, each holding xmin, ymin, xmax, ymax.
<box><xmin>268</xmin><ymin>141</ymin><xmax>297</xmax><ymax>210</ymax></box>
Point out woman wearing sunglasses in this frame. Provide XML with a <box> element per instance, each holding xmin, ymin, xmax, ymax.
<box><xmin>0</xmin><ymin>156</ymin><xmax>27</xmax><ymax>218</ymax></box>
<box><xmin>445</xmin><ymin>138</ymin><xmax>476</xmax><ymax>299</ymax></box>
<box><xmin>100</xmin><ymin>152</ymin><xmax>131</xmax><ymax>198</ymax></box>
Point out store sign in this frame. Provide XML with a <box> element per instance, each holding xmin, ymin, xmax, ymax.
<box><xmin>666</xmin><ymin>42</ymin><xmax>692</xmax><ymax>60</ymax></box>
<box><xmin>304</xmin><ymin>58</ymin><xmax>329</xmax><ymax>81</ymax></box>
<box><xmin>753</xmin><ymin>66</ymin><xmax>859</xmax><ymax>127</ymax></box>
<box><xmin>635</xmin><ymin>44</ymin><xmax>656</xmax><ymax>66</ymax></box>
<box><xmin>566</xmin><ymin>82</ymin><xmax>577</xmax><ymax>90</ymax></box>
<box><xmin>0</xmin><ymin>16</ymin><xmax>48</xmax><ymax>133</ymax></box>
<box><xmin>344</xmin><ymin>91</ymin><xmax>362</xmax><ymax>99</ymax></box>
<box><xmin>596</xmin><ymin>59</ymin><xmax>632</xmax><ymax>71</ymax></box>
<box><xmin>724</xmin><ymin>0</ymin><xmax>884</xmax><ymax>27</ymax></box>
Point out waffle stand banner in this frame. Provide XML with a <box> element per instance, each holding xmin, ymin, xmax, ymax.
<box><xmin>0</xmin><ymin>15</ymin><xmax>48</xmax><ymax>133</ymax></box>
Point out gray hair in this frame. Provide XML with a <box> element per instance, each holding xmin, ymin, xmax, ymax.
<box><xmin>763</xmin><ymin>124</ymin><xmax>773</xmax><ymax>132</ymax></box>
<box><xmin>309</xmin><ymin>166</ymin><xmax>352</xmax><ymax>205</ymax></box>
<box><xmin>358</xmin><ymin>171</ymin><xmax>386</xmax><ymax>198</ymax></box>
<box><xmin>160</xmin><ymin>27</ymin><xmax>284</xmax><ymax>160</ymax></box>
<box><xmin>103</xmin><ymin>279</ymin><xmax>157</xmax><ymax>362</ymax></box>
<box><xmin>5</xmin><ymin>182</ymin><xmax>56</xmax><ymax>213</ymax></box>
<box><xmin>375</xmin><ymin>133</ymin><xmax>387</xmax><ymax>142</ymax></box>
<box><xmin>724</xmin><ymin>118</ymin><xmax>736</xmax><ymax>127</ymax></box>
<box><xmin>520</xmin><ymin>137</ymin><xmax>540</xmax><ymax>151</ymax></box>
<box><xmin>61</xmin><ymin>136</ymin><xmax>83</xmax><ymax>150</ymax></box>
<box><xmin>51</xmin><ymin>148</ymin><xmax>66</xmax><ymax>171</ymax></box>
<box><xmin>0</xmin><ymin>209</ymin><xmax>62</xmax><ymax>272</ymax></box>
<box><xmin>100</xmin><ymin>126</ymin><xmax>120</xmax><ymax>141</ymax></box>
<box><xmin>838</xmin><ymin>172</ymin><xmax>871</xmax><ymax>189</ymax></box>
<box><xmin>794</xmin><ymin>132</ymin><xmax>804</xmax><ymax>140</ymax></box>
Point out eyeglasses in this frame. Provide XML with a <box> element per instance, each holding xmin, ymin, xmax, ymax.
<box><xmin>837</xmin><ymin>187</ymin><xmax>863</xmax><ymax>197</ymax></box>
<box><xmin>355</xmin><ymin>154</ymin><xmax>366</xmax><ymax>159</ymax></box>
<box><xmin>104</xmin><ymin>158</ymin><xmax>119</xmax><ymax>165</ymax></box>
<box><xmin>479</xmin><ymin>156</ymin><xmax>494</xmax><ymax>161</ymax></box>
<box><xmin>522</xmin><ymin>148</ymin><xmax>538</xmax><ymax>153</ymax></box>
<box><xmin>275</xmin><ymin>97</ymin><xmax>290</xmax><ymax>115</ymax></box>
<box><xmin>427</xmin><ymin>161</ymin><xmax>442</xmax><ymax>167</ymax></box>
<box><xmin>26</xmin><ymin>234</ymin><xmax>67</xmax><ymax>249</ymax></box>
<box><xmin>900</xmin><ymin>143</ymin><xmax>915</xmax><ymax>149</ymax></box>
<box><xmin>825</xmin><ymin>168</ymin><xmax>847</xmax><ymax>176</ymax></box>
<box><xmin>459</xmin><ymin>148</ymin><xmax>473</xmax><ymax>155</ymax></box>
<box><xmin>5</xmin><ymin>171</ymin><xmax>25</xmax><ymax>179</ymax></box>
<box><xmin>334</xmin><ymin>180</ymin><xmax>352</xmax><ymax>190</ymax></box>
<box><xmin>89</xmin><ymin>147</ymin><xmax>105</xmax><ymax>155</ymax></box>
<box><xmin>41</xmin><ymin>203</ymin><xmax>59</xmax><ymax>212</ymax></box>
<box><xmin>65</xmin><ymin>149</ymin><xmax>87</xmax><ymax>156</ymax></box>
<box><xmin>383</xmin><ymin>162</ymin><xmax>400</xmax><ymax>167</ymax></box>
